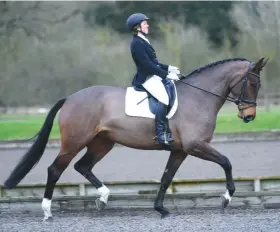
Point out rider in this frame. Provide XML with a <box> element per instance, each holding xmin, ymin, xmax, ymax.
<box><xmin>126</xmin><ymin>13</ymin><xmax>181</xmax><ymax>147</ymax></box>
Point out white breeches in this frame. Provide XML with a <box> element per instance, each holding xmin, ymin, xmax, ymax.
<box><xmin>142</xmin><ymin>75</ymin><xmax>169</xmax><ymax>106</ymax></box>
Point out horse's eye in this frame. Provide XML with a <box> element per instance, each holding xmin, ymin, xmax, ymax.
<box><xmin>249</xmin><ymin>80</ymin><xmax>259</xmax><ymax>87</ymax></box>
<box><xmin>250</xmin><ymin>82</ymin><xmax>256</xmax><ymax>87</ymax></box>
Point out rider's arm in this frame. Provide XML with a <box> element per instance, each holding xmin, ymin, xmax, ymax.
<box><xmin>156</xmin><ymin>62</ymin><xmax>168</xmax><ymax>71</ymax></box>
<box><xmin>132</xmin><ymin>41</ymin><xmax>168</xmax><ymax>79</ymax></box>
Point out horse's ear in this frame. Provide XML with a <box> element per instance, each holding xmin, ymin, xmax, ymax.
<box><xmin>250</xmin><ymin>57</ymin><xmax>265</xmax><ymax>72</ymax></box>
<box><xmin>259</xmin><ymin>57</ymin><xmax>269</xmax><ymax>71</ymax></box>
<box><xmin>251</xmin><ymin>57</ymin><xmax>269</xmax><ymax>72</ymax></box>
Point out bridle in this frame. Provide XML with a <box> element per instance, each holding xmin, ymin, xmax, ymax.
<box><xmin>178</xmin><ymin>62</ymin><xmax>260</xmax><ymax>112</ymax></box>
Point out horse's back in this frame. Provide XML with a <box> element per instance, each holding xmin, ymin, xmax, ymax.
<box><xmin>59</xmin><ymin>85</ymin><xmax>125</xmax><ymax>121</ymax></box>
<box><xmin>70</xmin><ymin>85</ymin><xmax>125</xmax><ymax>99</ymax></box>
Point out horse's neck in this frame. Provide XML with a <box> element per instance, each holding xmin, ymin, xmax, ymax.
<box><xmin>180</xmin><ymin>67</ymin><xmax>228</xmax><ymax>96</ymax></box>
<box><xmin>177</xmin><ymin>62</ymin><xmax>247</xmax><ymax>114</ymax></box>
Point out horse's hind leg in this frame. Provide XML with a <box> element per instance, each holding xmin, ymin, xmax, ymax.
<box><xmin>42</xmin><ymin>148</ymin><xmax>80</xmax><ymax>221</ymax></box>
<box><xmin>74</xmin><ymin>136</ymin><xmax>115</xmax><ymax>210</ymax></box>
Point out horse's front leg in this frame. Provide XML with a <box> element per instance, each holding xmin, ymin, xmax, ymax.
<box><xmin>186</xmin><ymin>140</ymin><xmax>235</xmax><ymax>209</ymax></box>
<box><xmin>154</xmin><ymin>151</ymin><xmax>188</xmax><ymax>218</ymax></box>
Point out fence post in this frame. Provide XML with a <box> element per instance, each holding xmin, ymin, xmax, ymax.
<box><xmin>79</xmin><ymin>184</ymin><xmax>86</xmax><ymax>196</ymax></box>
<box><xmin>254</xmin><ymin>179</ymin><xmax>261</xmax><ymax>192</ymax></box>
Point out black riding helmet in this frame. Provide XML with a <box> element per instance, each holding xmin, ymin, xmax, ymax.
<box><xmin>126</xmin><ymin>13</ymin><xmax>150</xmax><ymax>33</ymax></box>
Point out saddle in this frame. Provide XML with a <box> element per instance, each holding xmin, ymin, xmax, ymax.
<box><xmin>125</xmin><ymin>80</ymin><xmax>178</xmax><ymax>119</ymax></box>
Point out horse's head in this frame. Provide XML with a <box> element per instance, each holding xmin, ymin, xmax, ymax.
<box><xmin>229</xmin><ymin>57</ymin><xmax>269</xmax><ymax>123</ymax></box>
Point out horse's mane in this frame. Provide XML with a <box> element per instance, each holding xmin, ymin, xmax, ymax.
<box><xmin>181</xmin><ymin>58</ymin><xmax>249</xmax><ymax>80</ymax></box>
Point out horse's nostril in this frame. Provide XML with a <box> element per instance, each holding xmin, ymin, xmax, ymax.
<box><xmin>245</xmin><ymin>115</ymin><xmax>254</xmax><ymax>122</ymax></box>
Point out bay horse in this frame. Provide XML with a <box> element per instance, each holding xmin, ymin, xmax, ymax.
<box><xmin>3</xmin><ymin>57</ymin><xmax>268</xmax><ymax>220</ymax></box>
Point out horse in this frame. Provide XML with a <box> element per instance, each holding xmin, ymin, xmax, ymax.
<box><xmin>3</xmin><ymin>57</ymin><xmax>268</xmax><ymax>220</ymax></box>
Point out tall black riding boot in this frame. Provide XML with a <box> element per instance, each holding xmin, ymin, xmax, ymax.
<box><xmin>154</xmin><ymin>102</ymin><xmax>174</xmax><ymax>147</ymax></box>
<box><xmin>161</xmin><ymin>78</ymin><xmax>174</xmax><ymax>143</ymax></box>
<box><xmin>164</xmin><ymin>120</ymin><xmax>174</xmax><ymax>142</ymax></box>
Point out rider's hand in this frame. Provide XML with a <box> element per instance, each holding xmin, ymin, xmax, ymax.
<box><xmin>168</xmin><ymin>65</ymin><xmax>181</xmax><ymax>75</ymax></box>
<box><xmin>166</xmin><ymin>72</ymin><xmax>180</xmax><ymax>81</ymax></box>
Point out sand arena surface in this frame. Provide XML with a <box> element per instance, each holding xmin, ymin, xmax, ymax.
<box><xmin>0</xmin><ymin>208</ymin><xmax>279</xmax><ymax>232</ymax></box>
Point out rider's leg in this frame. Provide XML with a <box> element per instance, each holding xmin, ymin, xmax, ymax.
<box><xmin>142</xmin><ymin>76</ymin><xmax>169</xmax><ymax>105</ymax></box>
<box><xmin>161</xmin><ymin>79</ymin><xmax>175</xmax><ymax>141</ymax></box>
<box><xmin>142</xmin><ymin>76</ymin><xmax>173</xmax><ymax>147</ymax></box>
<box><xmin>154</xmin><ymin>101</ymin><xmax>173</xmax><ymax>146</ymax></box>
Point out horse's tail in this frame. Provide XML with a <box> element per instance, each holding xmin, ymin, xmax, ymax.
<box><xmin>4</xmin><ymin>98</ymin><xmax>66</xmax><ymax>189</ymax></box>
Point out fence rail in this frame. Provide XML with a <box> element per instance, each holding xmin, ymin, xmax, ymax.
<box><xmin>1</xmin><ymin>176</ymin><xmax>280</xmax><ymax>198</ymax></box>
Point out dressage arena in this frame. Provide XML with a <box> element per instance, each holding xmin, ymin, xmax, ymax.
<box><xmin>1</xmin><ymin>208</ymin><xmax>280</xmax><ymax>232</ymax></box>
<box><xmin>1</xmin><ymin>139</ymin><xmax>280</xmax><ymax>231</ymax></box>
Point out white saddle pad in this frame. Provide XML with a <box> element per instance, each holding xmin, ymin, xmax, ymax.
<box><xmin>125</xmin><ymin>86</ymin><xmax>178</xmax><ymax>119</ymax></box>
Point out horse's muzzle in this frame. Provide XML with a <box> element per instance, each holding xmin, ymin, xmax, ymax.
<box><xmin>243</xmin><ymin>115</ymin><xmax>255</xmax><ymax>123</ymax></box>
<box><xmin>237</xmin><ymin>104</ymin><xmax>256</xmax><ymax>123</ymax></box>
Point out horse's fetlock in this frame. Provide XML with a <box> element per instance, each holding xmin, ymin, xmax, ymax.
<box><xmin>229</xmin><ymin>187</ymin><xmax>235</xmax><ymax>196</ymax></box>
<box><xmin>227</xmin><ymin>183</ymin><xmax>235</xmax><ymax>195</ymax></box>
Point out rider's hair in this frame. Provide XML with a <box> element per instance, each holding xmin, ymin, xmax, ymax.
<box><xmin>132</xmin><ymin>24</ymin><xmax>140</xmax><ymax>35</ymax></box>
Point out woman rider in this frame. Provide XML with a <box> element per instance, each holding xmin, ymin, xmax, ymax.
<box><xmin>126</xmin><ymin>13</ymin><xmax>181</xmax><ymax>148</ymax></box>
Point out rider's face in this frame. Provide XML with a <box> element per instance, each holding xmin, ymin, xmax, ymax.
<box><xmin>140</xmin><ymin>20</ymin><xmax>149</xmax><ymax>34</ymax></box>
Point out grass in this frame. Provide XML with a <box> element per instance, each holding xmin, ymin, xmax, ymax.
<box><xmin>1</xmin><ymin>107</ymin><xmax>280</xmax><ymax>140</ymax></box>
<box><xmin>215</xmin><ymin>112</ymin><xmax>280</xmax><ymax>133</ymax></box>
<box><xmin>0</xmin><ymin>114</ymin><xmax>60</xmax><ymax>140</ymax></box>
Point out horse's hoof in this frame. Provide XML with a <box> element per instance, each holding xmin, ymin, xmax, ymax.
<box><xmin>43</xmin><ymin>216</ymin><xmax>53</xmax><ymax>222</ymax></box>
<box><xmin>95</xmin><ymin>198</ymin><xmax>106</xmax><ymax>211</ymax></box>
<box><xmin>155</xmin><ymin>206</ymin><xmax>170</xmax><ymax>218</ymax></box>
<box><xmin>161</xmin><ymin>211</ymin><xmax>170</xmax><ymax>219</ymax></box>
<box><xmin>221</xmin><ymin>195</ymin><xmax>230</xmax><ymax>210</ymax></box>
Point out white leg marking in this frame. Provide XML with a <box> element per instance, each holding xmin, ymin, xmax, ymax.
<box><xmin>42</xmin><ymin>198</ymin><xmax>52</xmax><ymax>221</ymax></box>
<box><xmin>97</xmin><ymin>184</ymin><xmax>110</xmax><ymax>204</ymax></box>
<box><xmin>223</xmin><ymin>190</ymin><xmax>232</xmax><ymax>202</ymax></box>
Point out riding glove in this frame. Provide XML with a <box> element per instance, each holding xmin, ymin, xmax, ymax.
<box><xmin>168</xmin><ymin>65</ymin><xmax>181</xmax><ymax>75</ymax></box>
<box><xmin>166</xmin><ymin>73</ymin><xmax>180</xmax><ymax>81</ymax></box>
